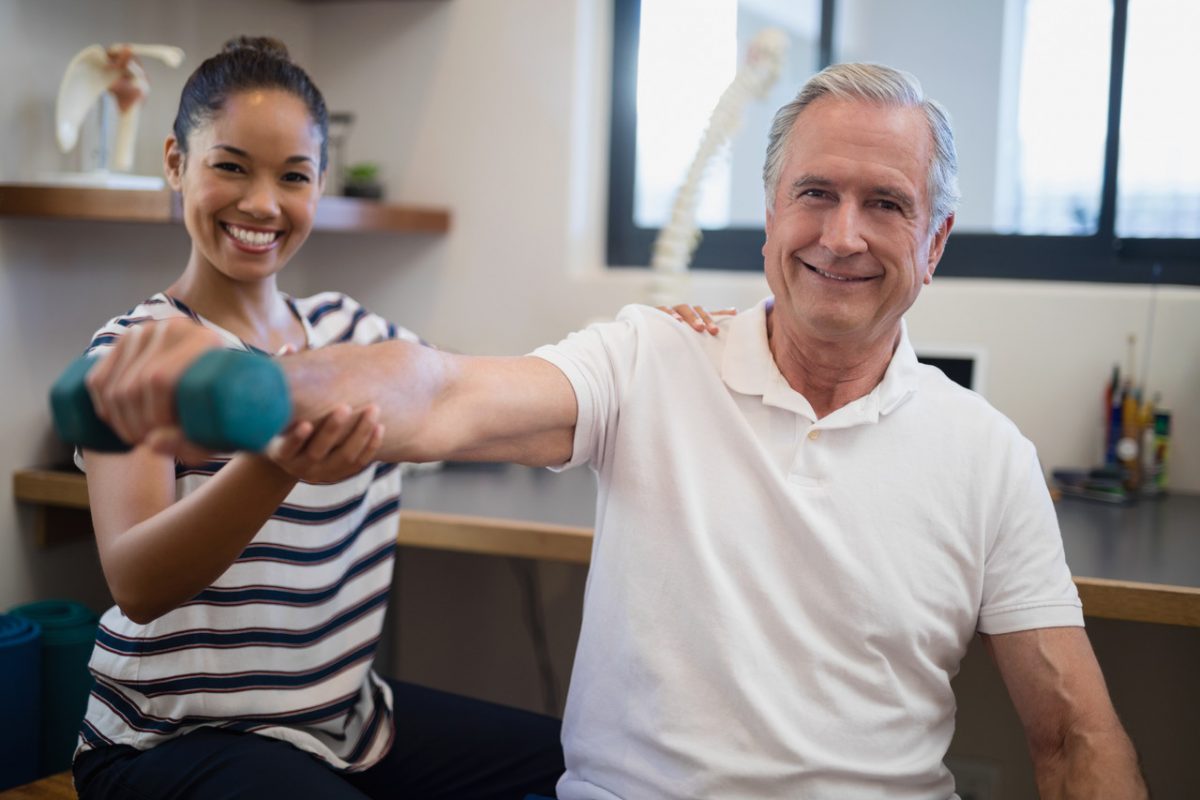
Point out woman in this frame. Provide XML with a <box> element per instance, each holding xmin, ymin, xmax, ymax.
<box><xmin>71</xmin><ymin>37</ymin><xmax>566</xmax><ymax>800</ymax></box>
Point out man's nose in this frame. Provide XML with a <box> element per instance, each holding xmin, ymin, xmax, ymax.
<box><xmin>820</xmin><ymin>203</ymin><xmax>868</xmax><ymax>257</ymax></box>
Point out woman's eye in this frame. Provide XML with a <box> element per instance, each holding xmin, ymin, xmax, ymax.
<box><xmin>213</xmin><ymin>162</ymin><xmax>244</xmax><ymax>174</ymax></box>
<box><xmin>282</xmin><ymin>172</ymin><xmax>312</xmax><ymax>184</ymax></box>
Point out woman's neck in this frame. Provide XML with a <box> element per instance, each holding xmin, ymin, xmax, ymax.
<box><xmin>167</xmin><ymin>256</ymin><xmax>304</xmax><ymax>354</ymax></box>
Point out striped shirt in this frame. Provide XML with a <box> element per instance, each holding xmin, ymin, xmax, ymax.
<box><xmin>74</xmin><ymin>291</ymin><xmax>418</xmax><ymax>771</ymax></box>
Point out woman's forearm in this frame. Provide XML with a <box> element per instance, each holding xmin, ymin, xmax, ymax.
<box><xmin>98</xmin><ymin>454</ymin><xmax>296</xmax><ymax>623</ymax></box>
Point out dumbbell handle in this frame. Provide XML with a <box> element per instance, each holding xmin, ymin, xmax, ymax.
<box><xmin>50</xmin><ymin>349</ymin><xmax>292</xmax><ymax>453</ymax></box>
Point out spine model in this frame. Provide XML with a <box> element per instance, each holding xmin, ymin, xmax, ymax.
<box><xmin>649</xmin><ymin>28</ymin><xmax>787</xmax><ymax>303</ymax></box>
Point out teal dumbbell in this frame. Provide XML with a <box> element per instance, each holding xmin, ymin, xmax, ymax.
<box><xmin>50</xmin><ymin>349</ymin><xmax>291</xmax><ymax>453</ymax></box>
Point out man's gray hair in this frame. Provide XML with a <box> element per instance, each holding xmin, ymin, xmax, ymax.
<box><xmin>763</xmin><ymin>62</ymin><xmax>960</xmax><ymax>233</ymax></box>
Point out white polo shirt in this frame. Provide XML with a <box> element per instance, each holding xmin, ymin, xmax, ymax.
<box><xmin>534</xmin><ymin>300</ymin><xmax>1082</xmax><ymax>800</ymax></box>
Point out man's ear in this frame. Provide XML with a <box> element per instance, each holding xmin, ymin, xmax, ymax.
<box><xmin>164</xmin><ymin>136</ymin><xmax>185</xmax><ymax>191</ymax></box>
<box><xmin>763</xmin><ymin>206</ymin><xmax>775</xmax><ymax>258</ymax></box>
<box><xmin>923</xmin><ymin>212</ymin><xmax>955</xmax><ymax>285</ymax></box>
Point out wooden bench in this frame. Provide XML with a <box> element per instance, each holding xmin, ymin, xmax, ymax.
<box><xmin>0</xmin><ymin>773</ymin><xmax>76</xmax><ymax>799</ymax></box>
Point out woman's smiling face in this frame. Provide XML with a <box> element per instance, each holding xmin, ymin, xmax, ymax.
<box><xmin>165</xmin><ymin>88</ymin><xmax>325</xmax><ymax>285</ymax></box>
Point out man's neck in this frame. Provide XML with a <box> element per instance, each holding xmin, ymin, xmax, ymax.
<box><xmin>766</xmin><ymin>309</ymin><xmax>900</xmax><ymax>420</ymax></box>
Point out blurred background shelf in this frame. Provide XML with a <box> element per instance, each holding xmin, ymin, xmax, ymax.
<box><xmin>0</xmin><ymin>184</ymin><xmax>450</xmax><ymax>233</ymax></box>
<box><xmin>12</xmin><ymin>469</ymin><xmax>89</xmax><ymax>509</ymax></box>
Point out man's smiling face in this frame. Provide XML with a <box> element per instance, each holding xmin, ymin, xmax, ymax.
<box><xmin>762</xmin><ymin>96</ymin><xmax>952</xmax><ymax>347</ymax></box>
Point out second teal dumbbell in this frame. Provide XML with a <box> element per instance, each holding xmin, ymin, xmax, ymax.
<box><xmin>50</xmin><ymin>349</ymin><xmax>292</xmax><ymax>453</ymax></box>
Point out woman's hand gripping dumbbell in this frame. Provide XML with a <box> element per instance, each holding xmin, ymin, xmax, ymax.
<box><xmin>50</xmin><ymin>319</ymin><xmax>291</xmax><ymax>457</ymax></box>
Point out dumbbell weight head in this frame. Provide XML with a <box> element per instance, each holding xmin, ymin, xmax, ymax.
<box><xmin>177</xmin><ymin>350</ymin><xmax>291</xmax><ymax>452</ymax></box>
<box><xmin>49</xmin><ymin>355</ymin><xmax>128</xmax><ymax>452</ymax></box>
<box><xmin>50</xmin><ymin>349</ymin><xmax>291</xmax><ymax>453</ymax></box>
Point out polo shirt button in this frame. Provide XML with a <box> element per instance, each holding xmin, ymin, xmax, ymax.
<box><xmin>808</xmin><ymin>429</ymin><xmax>820</xmax><ymax>441</ymax></box>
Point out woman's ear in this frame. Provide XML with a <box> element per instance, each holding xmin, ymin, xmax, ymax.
<box><xmin>164</xmin><ymin>136</ymin><xmax>185</xmax><ymax>191</ymax></box>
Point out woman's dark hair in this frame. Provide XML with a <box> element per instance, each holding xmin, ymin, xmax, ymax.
<box><xmin>172</xmin><ymin>36</ymin><xmax>329</xmax><ymax>169</ymax></box>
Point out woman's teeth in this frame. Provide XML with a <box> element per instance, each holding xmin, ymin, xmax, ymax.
<box><xmin>225</xmin><ymin>224</ymin><xmax>278</xmax><ymax>247</ymax></box>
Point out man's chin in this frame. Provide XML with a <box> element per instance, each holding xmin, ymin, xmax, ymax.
<box><xmin>790</xmin><ymin>308</ymin><xmax>881</xmax><ymax>344</ymax></box>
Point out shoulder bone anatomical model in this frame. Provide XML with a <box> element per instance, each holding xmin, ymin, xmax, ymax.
<box><xmin>56</xmin><ymin>43</ymin><xmax>185</xmax><ymax>172</ymax></box>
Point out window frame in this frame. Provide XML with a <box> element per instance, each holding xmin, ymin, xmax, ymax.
<box><xmin>606</xmin><ymin>0</ymin><xmax>1200</xmax><ymax>285</ymax></box>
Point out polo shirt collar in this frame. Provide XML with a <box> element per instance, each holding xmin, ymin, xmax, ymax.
<box><xmin>720</xmin><ymin>298</ymin><xmax>919</xmax><ymax>425</ymax></box>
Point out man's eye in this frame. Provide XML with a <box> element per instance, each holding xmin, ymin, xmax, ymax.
<box><xmin>874</xmin><ymin>200</ymin><xmax>901</xmax><ymax>212</ymax></box>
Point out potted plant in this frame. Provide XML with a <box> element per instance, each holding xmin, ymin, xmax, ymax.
<box><xmin>342</xmin><ymin>162</ymin><xmax>383</xmax><ymax>199</ymax></box>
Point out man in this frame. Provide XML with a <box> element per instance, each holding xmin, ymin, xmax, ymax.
<box><xmin>88</xmin><ymin>63</ymin><xmax>1146</xmax><ymax>798</ymax></box>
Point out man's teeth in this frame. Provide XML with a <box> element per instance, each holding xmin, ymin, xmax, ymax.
<box><xmin>812</xmin><ymin>265</ymin><xmax>856</xmax><ymax>281</ymax></box>
<box><xmin>226</xmin><ymin>225</ymin><xmax>277</xmax><ymax>246</ymax></box>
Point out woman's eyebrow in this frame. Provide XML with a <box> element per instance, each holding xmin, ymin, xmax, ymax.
<box><xmin>208</xmin><ymin>144</ymin><xmax>315</xmax><ymax>165</ymax></box>
<box><xmin>209</xmin><ymin>144</ymin><xmax>249</xmax><ymax>157</ymax></box>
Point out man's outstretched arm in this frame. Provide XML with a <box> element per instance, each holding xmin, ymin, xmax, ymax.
<box><xmin>85</xmin><ymin>318</ymin><xmax>578</xmax><ymax>467</ymax></box>
<box><xmin>283</xmin><ymin>338</ymin><xmax>577</xmax><ymax>466</ymax></box>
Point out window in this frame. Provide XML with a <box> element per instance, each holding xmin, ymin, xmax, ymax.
<box><xmin>608</xmin><ymin>0</ymin><xmax>1199</xmax><ymax>284</ymax></box>
<box><xmin>1116</xmin><ymin>0</ymin><xmax>1200</xmax><ymax>239</ymax></box>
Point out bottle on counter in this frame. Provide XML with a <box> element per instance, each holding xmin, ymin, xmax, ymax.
<box><xmin>1147</xmin><ymin>409</ymin><xmax>1171</xmax><ymax>495</ymax></box>
<box><xmin>1117</xmin><ymin>382</ymin><xmax>1141</xmax><ymax>491</ymax></box>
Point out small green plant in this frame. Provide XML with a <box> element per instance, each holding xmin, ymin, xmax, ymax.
<box><xmin>343</xmin><ymin>162</ymin><xmax>383</xmax><ymax>199</ymax></box>
<box><xmin>345</xmin><ymin>162</ymin><xmax>379</xmax><ymax>182</ymax></box>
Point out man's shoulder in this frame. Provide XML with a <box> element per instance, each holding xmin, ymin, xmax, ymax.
<box><xmin>550</xmin><ymin>304</ymin><xmax>718</xmax><ymax>353</ymax></box>
<box><xmin>911</xmin><ymin>363</ymin><xmax>1028</xmax><ymax>443</ymax></box>
<box><xmin>536</xmin><ymin>303</ymin><xmax>724</xmax><ymax>383</ymax></box>
<box><xmin>612</xmin><ymin>303</ymin><xmax>734</xmax><ymax>348</ymax></box>
<box><xmin>613</xmin><ymin>302</ymin><xmax>679</xmax><ymax>328</ymax></box>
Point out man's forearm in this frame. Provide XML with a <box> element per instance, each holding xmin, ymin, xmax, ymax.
<box><xmin>1034</xmin><ymin>726</ymin><xmax>1147</xmax><ymax>799</ymax></box>
<box><xmin>282</xmin><ymin>339</ymin><xmax>455</xmax><ymax>463</ymax></box>
<box><xmin>279</xmin><ymin>340</ymin><xmax>577</xmax><ymax>466</ymax></box>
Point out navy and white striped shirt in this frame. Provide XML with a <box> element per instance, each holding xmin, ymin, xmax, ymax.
<box><xmin>75</xmin><ymin>291</ymin><xmax>418</xmax><ymax>771</ymax></box>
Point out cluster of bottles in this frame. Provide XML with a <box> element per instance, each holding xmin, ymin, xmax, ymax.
<box><xmin>1104</xmin><ymin>363</ymin><xmax>1170</xmax><ymax>496</ymax></box>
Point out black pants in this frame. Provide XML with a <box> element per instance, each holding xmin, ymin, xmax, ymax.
<box><xmin>73</xmin><ymin>680</ymin><xmax>563</xmax><ymax>799</ymax></box>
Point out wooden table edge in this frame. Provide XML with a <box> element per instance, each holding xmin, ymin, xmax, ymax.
<box><xmin>1074</xmin><ymin>576</ymin><xmax>1200</xmax><ymax>628</ymax></box>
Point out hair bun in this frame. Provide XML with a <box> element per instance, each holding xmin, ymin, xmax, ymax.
<box><xmin>222</xmin><ymin>36</ymin><xmax>290</xmax><ymax>61</ymax></box>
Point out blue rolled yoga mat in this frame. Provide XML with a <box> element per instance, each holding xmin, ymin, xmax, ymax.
<box><xmin>0</xmin><ymin>614</ymin><xmax>42</xmax><ymax>791</ymax></box>
<box><xmin>8</xmin><ymin>600</ymin><xmax>99</xmax><ymax>775</ymax></box>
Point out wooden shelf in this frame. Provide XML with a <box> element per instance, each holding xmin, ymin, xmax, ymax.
<box><xmin>13</xmin><ymin>468</ymin><xmax>90</xmax><ymax>509</ymax></box>
<box><xmin>0</xmin><ymin>184</ymin><xmax>173</xmax><ymax>222</ymax></box>
<box><xmin>0</xmin><ymin>183</ymin><xmax>449</xmax><ymax>234</ymax></box>
<box><xmin>10</xmin><ymin>468</ymin><xmax>593</xmax><ymax>561</ymax></box>
<box><xmin>12</xmin><ymin>468</ymin><xmax>93</xmax><ymax>547</ymax></box>
<box><xmin>398</xmin><ymin>511</ymin><xmax>593</xmax><ymax>564</ymax></box>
